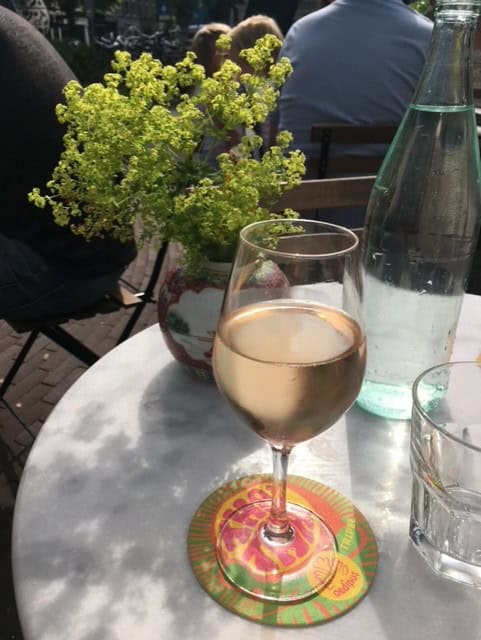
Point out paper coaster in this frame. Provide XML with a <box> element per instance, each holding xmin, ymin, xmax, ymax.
<box><xmin>188</xmin><ymin>474</ymin><xmax>378</xmax><ymax>627</ymax></box>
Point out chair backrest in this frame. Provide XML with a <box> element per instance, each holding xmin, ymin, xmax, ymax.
<box><xmin>309</xmin><ymin>123</ymin><xmax>398</xmax><ymax>178</ymax></box>
<box><xmin>273</xmin><ymin>175</ymin><xmax>375</xmax><ymax>214</ymax></box>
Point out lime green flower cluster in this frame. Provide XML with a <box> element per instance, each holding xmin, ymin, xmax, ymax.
<box><xmin>29</xmin><ymin>34</ymin><xmax>305</xmax><ymax>271</ymax></box>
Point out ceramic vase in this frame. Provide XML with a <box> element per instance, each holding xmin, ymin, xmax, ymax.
<box><xmin>157</xmin><ymin>244</ymin><xmax>231</xmax><ymax>379</ymax></box>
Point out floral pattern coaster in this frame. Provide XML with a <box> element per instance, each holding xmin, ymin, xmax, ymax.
<box><xmin>188</xmin><ymin>474</ymin><xmax>378</xmax><ymax>627</ymax></box>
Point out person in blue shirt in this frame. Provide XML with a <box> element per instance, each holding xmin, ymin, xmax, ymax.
<box><xmin>271</xmin><ymin>0</ymin><xmax>433</xmax><ymax>226</ymax></box>
<box><xmin>276</xmin><ymin>0</ymin><xmax>432</xmax><ymax>165</ymax></box>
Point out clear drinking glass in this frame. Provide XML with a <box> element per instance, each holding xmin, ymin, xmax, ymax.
<box><xmin>212</xmin><ymin>219</ymin><xmax>366</xmax><ymax>602</ymax></box>
<box><xmin>410</xmin><ymin>361</ymin><xmax>481</xmax><ymax>588</ymax></box>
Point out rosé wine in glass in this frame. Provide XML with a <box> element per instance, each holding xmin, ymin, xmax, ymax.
<box><xmin>212</xmin><ymin>219</ymin><xmax>365</xmax><ymax>602</ymax></box>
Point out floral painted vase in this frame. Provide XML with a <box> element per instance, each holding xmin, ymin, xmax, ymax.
<box><xmin>157</xmin><ymin>245</ymin><xmax>230</xmax><ymax>379</ymax></box>
<box><xmin>157</xmin><ymin>243</ymin><xmax>288</xmax><ymax>379</ymax></box>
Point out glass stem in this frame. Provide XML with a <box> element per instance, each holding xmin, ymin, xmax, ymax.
<box><xmin>264</xmin><ymin>446</ymin><xmax>294</xmax><ymax>542</ymax></box>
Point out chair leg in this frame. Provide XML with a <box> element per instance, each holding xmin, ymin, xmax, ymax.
<box><xmin>0</xmin><ymin>425</ymin><xmax>20</xmax><ymax>496</ymax></box>
<box><xmin>117</xmin><ymin>242</ymin><xmax>168</xmax><ymax>344</ymax></box>
<box><xmin>0</xmin><ymin>330</ymin><xmax>39</xmax><ymax>399</ymax></box>
<box><xmin>41</xmin><ymin>325</ymin><xmax>99</xmax><ymax>366</ymax></box>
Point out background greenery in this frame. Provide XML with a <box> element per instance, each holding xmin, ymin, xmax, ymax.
<box><xmin>47</xmin><ymin>0</ymin><xmax>435</xmax><ymax>84</ymax></box>
<box><xmin>53</xmin><ymin>41</ymin><xmax>112</xmax><ymax>84</ymax></box>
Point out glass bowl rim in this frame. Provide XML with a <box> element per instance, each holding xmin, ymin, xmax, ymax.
<box><xmin>412</xmin><ymin>360</ymin><xmax>481</xmax><ymax>452</ymax></box>
<box><xmin>239</xmin><ymin>218</ymin><xmax>359</xmax><ymax>260</ymax></box>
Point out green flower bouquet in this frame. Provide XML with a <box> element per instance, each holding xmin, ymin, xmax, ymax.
<box><xmin>29</xmin><ymin>34</ymin><xmax>305</xmax><ymax>273</ymax></box>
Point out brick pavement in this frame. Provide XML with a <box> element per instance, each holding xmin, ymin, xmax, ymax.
<box><xmin>0</xmin><ymin>243</ymin><xmax>165</xmax><ymax>639</ymax></box>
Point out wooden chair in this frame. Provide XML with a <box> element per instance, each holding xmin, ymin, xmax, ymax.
<box><xmin>0</xmin><ymin>242</ymin><xmax>168</xmax><ymax>399</ymax></box>
<box><xmin>273</xmin><ymin>175</ymin><xmax>376</xmax><ymax>240</ymax></box>
<box><xmin>274</xmin><ymin>176</ymin><xmax>481</xmax><ymax>297</ymax></box>
<box><xmin>274</xmin><ymin>175</ymin><xmax>375</xmax><ymax>217</ymax></box>
<box><xmin>309</xmin><ymin>123</ymin><xmax>398</xmax><ymax>178</ymax></box>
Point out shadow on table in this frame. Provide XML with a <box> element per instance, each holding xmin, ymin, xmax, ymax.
<box><xmin>344</xmin><ymin>406</ymin><xmax>481</xmax><ymax>640</ymax></box>
<box><xmin>13</xmin><ymin>359</ymin><xmax>265</xmax><ymax>640</ymax></box>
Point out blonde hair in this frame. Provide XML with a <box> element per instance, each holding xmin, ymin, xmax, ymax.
<box><xmin>191</xmin><ymin>22</ymin><xmax>230</xmax><ymax>77</ymax></box>
<box><xmin>229</xmin><ymin>15</ymin><xmax>284</xmax><ymax>66</ymax></box>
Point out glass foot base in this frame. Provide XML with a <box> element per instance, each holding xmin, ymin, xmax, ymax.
<box><xmin>216</xmin><ymin>500</ymin><xmax>338</xmax><ymax>602</ymax></box>
<box><xmin>410</xmin><ymin>523</ymin><xmax>481</xmax><ymax>589</ymax></box>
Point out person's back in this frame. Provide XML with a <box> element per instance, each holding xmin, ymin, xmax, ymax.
<box><xmin>277</xmin><ymin>0</ymin><xmax>433</xmax><ymax>162</ymax></box>
<box><xmin>0</xmin><ymin>7</ymin><xmax>136</xmax><ymax>319</ymax></box>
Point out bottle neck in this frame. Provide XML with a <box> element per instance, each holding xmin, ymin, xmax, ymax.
<box><xmin>413</xmin><ymin>5</ymin><xmax>480</xmax><ymax>108</ymax></box>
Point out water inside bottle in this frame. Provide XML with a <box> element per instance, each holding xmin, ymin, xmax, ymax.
<box><xmin>358</xmin><ymin>105</ymin><xmax>480</xmax><ymax>420</ymax></box>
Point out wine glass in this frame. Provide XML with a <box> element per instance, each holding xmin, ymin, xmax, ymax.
<box><xmin>212</xmin><ymin>219</ymin><xmax>366</xmax><ymax>602</ymax></box>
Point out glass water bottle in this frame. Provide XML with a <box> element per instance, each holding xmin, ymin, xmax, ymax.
<box><xmin>356</xmin><ymin>0</ymin><xmax>481</xmax><ymax>420</ymax></box>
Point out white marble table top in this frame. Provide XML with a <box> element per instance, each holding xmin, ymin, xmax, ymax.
<box><xmin>12</xmin><ymin>293</ymin><xmax>481</xmax><ymax>640</ymax></box>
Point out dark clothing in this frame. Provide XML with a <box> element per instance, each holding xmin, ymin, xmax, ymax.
<box><xmin>243</xmin><ymin>0</ymin><xmax>299</xmax><ymax>35</ymax></box>
<box><xmin>0</xmin><ymin>0</ymin><xmax>16</xmax><ymax>11</ymax></box>
<box><xmin>0</xmin><ymin>7</ymin><xmax>136</xmax><ymax>282</ymax></box>
<box><xmin>0</xmin><ymin>235</ymin><xmax>127</xmax><ymax>320</ymax></box>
